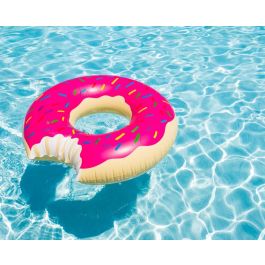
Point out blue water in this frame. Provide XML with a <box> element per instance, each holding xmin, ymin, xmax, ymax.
<box><xmin>1</xmin><ymin>26</ymin><xmax>265</xmax><ymax>240</ymax></box>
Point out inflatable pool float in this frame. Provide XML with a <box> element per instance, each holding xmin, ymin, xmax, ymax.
<box><xmin>23</xmin><ymin>75</ymin><xmax>178</xmax><ymax>184</ymax></box>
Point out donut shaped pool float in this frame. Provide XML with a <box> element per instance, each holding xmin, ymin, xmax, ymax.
<box><xmin>23</xmin><ymin>75</ymin><xmax>178</xmax><ymax>184</ymax></box>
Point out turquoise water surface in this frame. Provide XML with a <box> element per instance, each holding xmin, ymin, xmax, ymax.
<box><xmin>1</xmin><ymin>26</ymin><xmax>265</xmax><ymax>239</ymax></box>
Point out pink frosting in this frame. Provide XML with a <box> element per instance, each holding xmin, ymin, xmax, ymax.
<box><xmin>23</xmin><ymin>75</ymin><xmax>176</xmax><ymax>169</ymax></box>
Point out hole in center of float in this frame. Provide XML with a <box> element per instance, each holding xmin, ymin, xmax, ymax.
<box><xmin>75</xmin><ymin>112</ymin><xmax>129</xmax><ymax>134</ymax></box>
<box><xmin>70</xmin><ymin>96</ymin><xmax>132</xmax><ymax>135</ymax></box>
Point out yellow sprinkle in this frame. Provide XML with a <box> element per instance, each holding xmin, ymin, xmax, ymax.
<box><xmin>138</xmin><ymin>107</ymin><xmax>148</xmax><ymax>113</ymax></box>
<box><xmin>128</xmin><ymin>89</ymin><xmax>136</xmax><ymax>95</ymax></box>
<box><xmin>100</xmin><ymin>84</ymin><xmax>106</xmax><ymax>90</ymax></box>
<box><xmin>72</xmin><ymin>129</ymin><xmax>75</xmax><ymax>135</ymax></box>
<box><xmin>115</xmin><ymin>132</ymin><xmax>125</xmax><ymax>141</ymax></box>
<box><xmin>26</xmin><ymin>116</ymin><xmax>32</xmax><ymax>124</ymax></box>
<box><xmin>111</xmin><ymin>77</ymin><xmax>119</xmax><ymax>85</ymax></box>
<box><xmin>57</xmin><ymin>110</ymin><xmax>65</xmax><ymax>113</ymax></box>
<box><xmin>62</xmin><ymin>116</ymin><xmax>65</xmax><ymax>121</ymax></box>
<box><xmin>153</xmin><ymin>130</ymin><xmax>158</xmax><ymax>139</ymax></box>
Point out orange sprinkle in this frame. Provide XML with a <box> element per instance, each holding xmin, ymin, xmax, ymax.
<box><xmin>57</xmin><ymin>110</ymin><xmax>65</xmax><ymax>113</ymax></box>
<box><xmin>115</xmin><ymin>132</ymin><xmax>125</xmax><ymax>141</ymax></box>
<box><xmin>100</xmin><ymin>84</ymin><xmax>106</xmax><ymax>90</ymax></box>
<box><xmin>153</xmin><ymin>130</ymin><xmax>158</xmax><ymax>139</ymax></box>
<box><xmin>128</xmin><ymin>89</ymin><xmax>136</xmax><ymax>95</ymax></box>
<box><xmin>62</xmin><ymin>116</ymin><xmax>65</xmax><ymax>121</ymax></box>
<box><xmin>26</xmin><ymin>116</ymin><xmax>32</xmax><ymax>124</ymax></box>
<box><xmin>138</xmin><ymin>107</ymin><xmax>148</xmax><ymax>114</ymax></box>
<box><xmin>111</xmin><ymin>77</ymin><xmax>119</xmax><ymax>85</ymax></box>
<box><xmin>72</xmin><ymin>129</ymin><xmax>75</xmax><ymax>135</ymax></box>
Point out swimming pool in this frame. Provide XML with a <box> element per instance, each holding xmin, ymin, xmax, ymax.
<box><xmin>1</xmin><ymin>26</ymin><xmax>265</xmax><ymax>239</ymax></box>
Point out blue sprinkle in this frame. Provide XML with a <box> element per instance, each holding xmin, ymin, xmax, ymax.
<box><xmin>83</xmin><ymin>140</ymin><xmax>91</xmax><ymax>145</ymax></box>
<box><xmin>96</xmin><ymin>77</ymin><xmax>103</xmax><ymax>80</ymax></box>
<box><xmin>126</xmin><ymin>81</ymin><xmax>134</xmax><ymax>88</ymax></box>
<box><xmin>65</xmin><ymin>102</ymin><xmax>70</xmax><ymax>108</ymax></box>
<box><xmin>27</xmin><ymin>132</ymin><xmax>35</xmax><ymax>138</ymax></box>
<box><xmin>161</xmin><ymin>119</ymin><xmax>167</xmax><ymax>123</ymax></box>
<box><xmin>81</xmin><ymin>88</ymin><xmax>87</xmax><ymax>94</ymax></box>
<box><xmin>105</xmin><ymin>134</ymin><xmax>111</xmax><ymax>138</ymax></box>
<box><xmin>58</xmin><ymin>92</ymin><xmax>67</xmax><ymax>97</ymax></box>
<box><xmin>40</xmin><ymin>95</ymin><xmax>50</xmax><ymax>101</ymax></box>
<box><xmin>114</xmin><ymin>84</ymin><xmax>121</xmax><ymax>90</ymax></box>
<box><xmin>25</xmin><ymin>124</ymin><xmax>30</xmax><ymax>130</ymax></box>
<box><xmin>38</xmin><ymin>106</ymin><xmax>44</xmax><ymax>111</ymax></box>
<box><xmin>115</xmin><ymin>143</ymin><xmax>122</xmax><ymax>150</ymax></box>
<box><xmin>145</xmin><ymin>113</ymin><xmax>154</xmax><ymax>118</ymax></box>
<box><xmin>142</xmin><ymin>94</ymin><xmax>152</xmax><ymax>99</ymax></box>
<box><xmin>45</xmin><ymin>109</ymin><xmax>53</xmax><ymax>114</ymax></box>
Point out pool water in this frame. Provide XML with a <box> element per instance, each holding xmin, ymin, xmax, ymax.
<box><xmin>1</xmin><ymin>26</ymin><xmax>265</xmax><ymax>240</ymax></box>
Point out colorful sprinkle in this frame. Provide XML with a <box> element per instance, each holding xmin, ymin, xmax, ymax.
<box><xmin>114</xmin><ymin>84</ymin><xmax>121</xmax><ymax>90</ymax></box>
<box><xmin>81</xmin><ymin>88</ymin><xmax>87</xmax><ymax>94</ymax></box>
<box><xmin>72</xmin><ymin>129</ymin><xmax>75</xmax><ymax>135</ymax></box>
<box><xmin>138</xmin><ymin>107</ymin><xmax>148</xmax><ymax>114</ymax></box>
<box><xmin>126</xmin><ymin>81</ymin><xmax>134</xmax><ymax>88</ymax></box>
<box><xmin>57</xmin><ymin>110</ymin><xmax>65</xmax><ymax>113</ymax></box>
<box><xmin>131</xmin><ymin>126</ymin><xmax>139</xmax><ymax>133</ymax></box>
<box><xmin>166</xmin><ymin>110</ymin><xmax>172</xmax><ymax>117</ymax></box>
<box><xmin>115</xmin><ymin>143</ymin><xmax>122</xmax><ymax>151</ymax></box>
<box><xmin>38</xmin><ymin>106</ymin><xmax>44</xmax><ymax>111</ymax></box>
<box><xmin>111</xmin><ymin>77</ymin><xmax>119</xmax><ymax>85</ymax></box>
<box><xmin>65</xmin><ymin>102</ymin><xmax>70</xmax><ymax>108</ymax></box>
<box><xmin>61</xmin><ymin>116</ymin><xmax>65</xmax><ymax>121</ymax></box>
<box><xmin>27</xmin><ymin>132</ymin><xmax>35</xmax><ymax>139</ymax></box>
<box><xmin>95</xmin><ymin>138</ymin><xmax>101</xmax><ymax>144</ymax></box>
<box><xmin>26</xmin><ymin>116</ymin><xmax>32</xmax><ymax>124</ymax></box>
<box><xmin>142</xmin><ymin>94</ymin><xmax>152</xmax><ymax>99</ymax></box>
<box><xmin>73</xmin><ymin>89</ymin><xmax>78</xmax><ymax>96</ymax></box>
<box><xmin>115</xmin><ymin>132</ymin><xmax>125</xmax><ymax>141</ymax></box>
<box><xmin>134</xmin><ymin>133</ymin><xmax>140</xmax><ymax>143</ymax></box>
<box><xmin>40</xmin><ymin>95</ymin><xmax>50</xmax><ymax>101</ymax></box>
<box><xmin>96</xmin><ymin>77</ymin><xmax>103</xmax><ymax>80</ymax></box>
<box><xmin>161</xmin><ymin>119</ymin><xmax>167</xmax><ymax>123</ymax></box>
<box><xmin>135</xmin><ymin>92</ymin><xmax>141</xmax><ymax>98</ymax></box>
<box><xmin>100</xmin><ymin>84</ymin><xmax>106</xmax><ymax>90</ymax></box>
<box><xmin>128</xmin><ymin>89</ymin><xmax>136</xmax><ymax>95</ymax></box>
<box><xmin>45</xmin><ymin>109</ymin><xmax>53</xmax><ymax>114</ymax></box>
<box><xmin>153</xmin><ymin>101</ymin><xmax>158</xmax><ymax>107</ymax></box>
<box><xmin>24</xmin><ymin>124</ymin><xmax>30</xmax><ymax>130</ymax></box>
<box><xmin>163</xmin><ymin>100</ymin><xmax>170</xmax><ymax>104</ymax></box>
<box><xmin>105</xmin><ymin>134</ymin><xmax>111</xmax><ymax>139</ymax></box>
<box><xmin>153</xmin><ymin>130</ymin><xmax>158</xmax><ymax>139</ymax></box>
<box><xmin>79</xmin><ymin>77</ymin><xmax>85</xmax><ymax>82</ymax></box>
<box><xmin>83</xmin><ymin>140</ymin><xmax>91</xmax><ymax>145</ymax></box>
<box><xmin>145</xmin><ymin>113</ymin><xmax>154</xmax><ymax>118</ymax></box>
<box><xmin>58</xmin><ymin>92</ymin><xmax>67</xmax><ymax>97</ymax></box>
<box><xmin>51</xmin><ymin>119</ymin><xmax>59</xmax><ymax>124</ymax></box>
